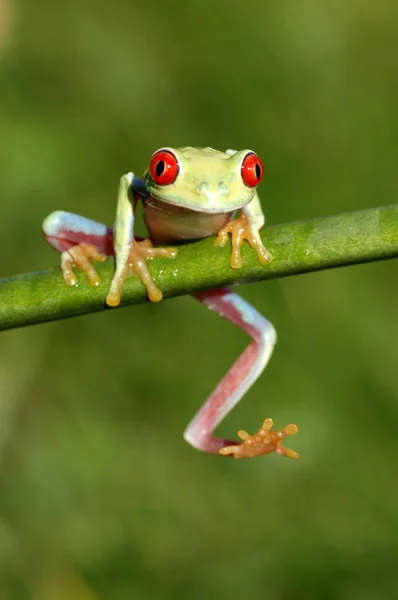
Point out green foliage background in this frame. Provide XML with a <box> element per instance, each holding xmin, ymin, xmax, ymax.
<box><xmin>1</xmin><ymin>1</ymin><xmax>398</xmax><ymax>598</ymax></box>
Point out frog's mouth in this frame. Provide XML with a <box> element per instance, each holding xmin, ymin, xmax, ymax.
<box><xmin>144</xmin><ymin>195</ymin><xmax>236</xmax><ymax>218</ymax></box>
<box><xmin>146</xmin><ymin>189</ymin><xmax>248</xmax><ymax>215</ymax></box>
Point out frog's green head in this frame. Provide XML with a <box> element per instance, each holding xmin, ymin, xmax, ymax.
<box><xmin>144</xmin><ymin>146</ymin><xmax>264</xmax><ymax>213</ymax></box>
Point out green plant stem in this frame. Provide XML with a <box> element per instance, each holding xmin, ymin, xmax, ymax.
<box><xmin>1</xmin><ymin>204</ymin><xmax>398</xmax><ymax>331</ymax></box>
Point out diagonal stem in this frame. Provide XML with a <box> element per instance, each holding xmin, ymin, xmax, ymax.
<box><xmin>1</xmin><ymin>204</ymin><xmax>398</xmax><ymax>331</ymax></box>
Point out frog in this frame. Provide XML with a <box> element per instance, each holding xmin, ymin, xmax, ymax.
<box><xmin>42</xmin><ymin>146</ymin><xmax>299</xmax><ymax>459</ymax></box>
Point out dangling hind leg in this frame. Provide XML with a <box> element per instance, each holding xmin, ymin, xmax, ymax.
<box><xmin>184</xmin><ymin>288</ymin><xmax>299</xmax><ymax>459</ymax></box>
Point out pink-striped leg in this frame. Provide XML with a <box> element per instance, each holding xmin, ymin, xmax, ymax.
<box><xmin>43</xmin><ymin>207</ymin><xmax>177</xmax><ymax>304</ymax></box>
<box><xmin>43</xmin><ymin>211</ymin><xmax>115</xmax><ymax>254</ymax></box>
<box><xmin>42</xmin><ymin>211</ymin><xmax>114</xmax><ymax>287</ymax></box>
<box><xmin>184</xmin><ymin>288</ymin><xmax>299</xmax><ymax>459</ymax></box>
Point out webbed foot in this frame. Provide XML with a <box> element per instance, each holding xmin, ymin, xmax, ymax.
<box><xmin>218</xmin><ymin>418</ymin><xmax>299</xmax><ymax>459</ymax></box>
<box><xmin>214</xmin><ymin>213</ymin><xmax>272</xmax><ymax>269</ymax></box>
<box><xmin>61</xmin><ymin>242</ymin><xmax>107</xmax><ymax>287</ymax></box>
<box><xmin>106</xmin><ymin>239</ymin><xmax>177</xmax><ymax>307</ymax></box>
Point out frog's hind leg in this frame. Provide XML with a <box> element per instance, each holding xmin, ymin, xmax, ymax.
<box><xmin>42</xmin><ymin>211</ymin><xmax>114</xmax><ymax>286</ymax></box>
<box><xmin>43</xmin><ymin>211</ymin><xmax>114</xmax><ymax>254</ymax></box>
<box><xmin>184</xmin><ymin>288</ymin><xmax>299</xmax><ymax>459</ymax></box>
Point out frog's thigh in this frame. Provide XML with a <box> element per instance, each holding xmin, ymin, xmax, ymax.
<box><xmin>43</xmin><ymin>211</ymin><xmax>113</xmax><ymax>254</ymax></box>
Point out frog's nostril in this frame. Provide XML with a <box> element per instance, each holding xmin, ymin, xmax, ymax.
<box><xmin>197</xmin><ymin>181</ymin><xmax>229</xmax><ymax>204</ymax></box>
<box><xmin>218</xmin><ymin>182</ymin><xmax>229</xmax><ymax>195</ymax></box>
<box><xmin>197</xmin><ymin>181</ymin><xmax>208</xmax><ymax>194</ymax></box>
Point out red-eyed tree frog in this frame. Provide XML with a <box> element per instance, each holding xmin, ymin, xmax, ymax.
<box><xmin>43</xmin><ymin>147</ymin><xmax>299</xmax><ymax>459</ymax></box>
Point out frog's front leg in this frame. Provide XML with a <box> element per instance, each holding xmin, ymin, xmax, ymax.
<box><xmin>43</xmin><ymin>174</ymin><xmax>177</xmax><ymax>305</ymax></box>
<box><xmin>106</xmin><ymin>173</ymin><xmax>177</xmax><ymax>307</ymax></box>
<box><xmin>184</xmin><ymin>288</ymin><xmax>299</xmax><ymax>459</ymax></box>
<box><xmin>214</xmin><ymin>191</ymin><xmax>272</xmax><ymax>269</ymax></box>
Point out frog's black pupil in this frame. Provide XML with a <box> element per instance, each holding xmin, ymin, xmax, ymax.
<box><xmin>255</xmin><ymin>163</ymin><xmax>261</xmax><ymax>180</ymax></box>
<box><xmin>155</xmin><ymin>160</ymin><xmax>165</xmax><ymax>177</ymax></box>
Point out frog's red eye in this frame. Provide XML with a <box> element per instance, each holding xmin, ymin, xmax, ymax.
<box><xmin>149</xmin><ymin>150</ymin><xmax>179</xmax><ymax>185</ymax></box>
<box><xmin>241</xmin><ymin>152</ymin><xmax>264</xmax><ymax>188</ymax></box>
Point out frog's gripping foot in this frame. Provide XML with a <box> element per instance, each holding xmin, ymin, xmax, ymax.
<box><xmin>106</xmin><ymin>239</ymin><xmax>177</xmax><ymax>307</ymax></box>
<box><xmin>214</xmin><ymin>213</ymin><xmax>272</xmax><ymax>269</ymax></box>
<box><xmin>219</xmin><ymin>418</ymin><xmax>299</xmax><ymax>459</ymax></box>
<box><xmin>61</xmin><ymin>243</ymin><xmax>107</xmax><ymax>287</ymax></box>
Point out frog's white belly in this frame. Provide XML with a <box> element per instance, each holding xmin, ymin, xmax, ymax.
<box><xmin>143</xmin><ymin>196</ymin><xmax>234</xmax><ymax>245</ymax></box>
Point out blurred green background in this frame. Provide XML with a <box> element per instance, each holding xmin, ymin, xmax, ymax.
<box><xmin>1</xmin><ymin>1</ymin><xmax>398</xmax><ymax>598</ymax></box>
